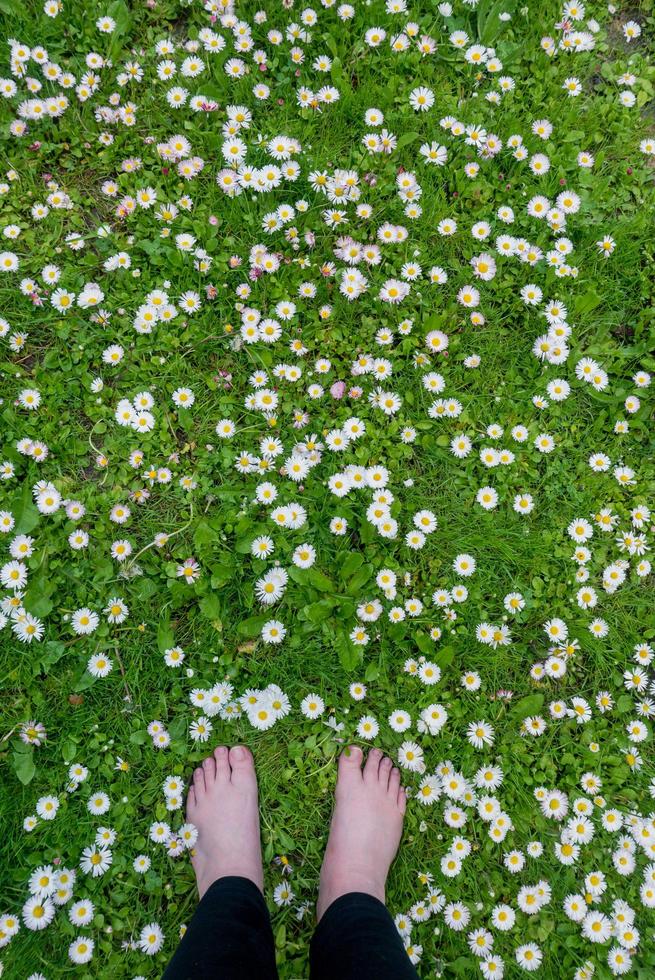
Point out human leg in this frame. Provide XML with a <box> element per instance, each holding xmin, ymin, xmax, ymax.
<box><xmin>162</xmin><ymin>746</ymin><xmax>278</xmax><ymax>980</ymax></box>
<box><xmin>163</xmin><ymin>875</ymin><xmax>278</xmax><ymax>980</ymax></box>
<box><xmin>310</xmin><ymin>891</ymin><xmax>419</xmax><ymax>980</ymax></box>
<box><xmin>309</xmin><ymin>747</ymin><xmax>418</xmax><ymax>980</ymax></box>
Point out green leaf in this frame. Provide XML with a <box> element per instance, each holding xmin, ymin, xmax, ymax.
<box><xmin>330</xmin><ymin>56</ymin><xmax>344</xmax><ymax>87</ymax></box>
<box><xmin>61</xmin><ymin>739</ymin><xmax>77</xmax><ymax>764</ymax></box>
<box><xmin>157</xmin><ymin>617</ymin><xmax>174</xmax><ymax>653</ymax></box>
<box><xmin>435</xmin><ymin>645</ymin><xmax>455</xmax><ymax>668</ymax></box>
<box><xmin>478</xmin><ymin>0</ymin><xmax>516</xmax><ymax>46</ymax></box>
<box><xmin>509</xmin><ymin>693</ymin><xmax>544</xmax><ymax>721</ymax></box>
<box><xmin>423</xmin><ymin>311</ymin><xmax>447</xmax><ymax>332</ymax></box>
<box><xmin>335</xmin><ymin>632</ymin><xmax>359</xmax><ymax>671</ymax></box>
<box><xmin>23</xmin><ymin>591</ymin><xmax>53</xmax><ymax>618</ymax></box>
<box><xmin>574</xmin><ymin>290</ymin><xmax>602</xmax><ymax>315</ymax></box>
<box><xmin>210</xmin><ymin>563</ymin><xmax>234</xmax><ymax>588</ymax></box>
<box><xmin>39</xmin><ymin>641</ymin><xmax>66</xmax><ymax>673</ymax></box>
<box><xmin>396</xmin><ymin>131</ymin><xmax>419</xmax><ymax>150</ymax></box>
<box><xmin>24</xmin><ymin>571</ymin><xmax>56</xmax><ymax>619</ymax></box>
<box><xmin>303</xmin><ymin>600</ymin><xmax>334</xmax><ymax>624</ymax></box>
<box><xmin>345</xmin><ymin>565</ymin><xmax>373</xmax><ymax>595</ymax></box>
<box><xmin>616</xmin><ymin>694</ymin><xmax>633</xmax><ymax>714</ymax></box>
<box><xmin>448</xmin><ymin>957</ymin><xmax>477</xmax><ymax>976</ymax></box>
<box><xmin>134</xmin><ymin>578</ymin><xmax>159</xmax><ymax>601</ymax></box>
<box><xmin>12</xmin><ymin>745</ymin><xmax>36</xmax><ymax>785</ymax></box>
<box><xmin>235</xmin><ymin>535</ymin><xmax>255</xmax><ymax>554</ymax></box>
<box><xmin>0</xmin><ymin>0</ymin><xmax>21</xmax><ymax>16</ymax></box>
<box><xmin>414</xmin><ymin>631</ymin><xmax>434</xmax><ymax>655</ymax></box>
<box><xmin>324</xmin><ymin>33</ymin><xmax>339</xmax><ymax>59</ymax></box>
<box><xmin>199</xmin><ymin>593</ymin><xmax>222</xmax><ymax>622</ymax></box>
<box><xmin>277</xmin><ymin>828</ymin><xmax>295</xmax><ymax>850</ymax></box>
<box><xmin>287</xmin><ymin>565</ymin><xmax>305</xmax><ymax>585</ymax></box>
<box><xmin>193</xmin><ymin>521</ymin><xmax>218</xmax><ymax>547</ymax></box>
<box><xmin>91</xmin><ymin>559</ymin><xmax>114</xmax><ymax>586</ymax></box>
<box><xmin>339</xmin><ymin>552</ymin><xmax>364</xmax><ymax>580</ymax></box>
<box><xmin>13</xmin><ymin>481</ymin><xmax>40</xmax><ymax>535</ymax></box>
<box><xmin>73</xmin><ymin>671</ymin><xmax>98</xmax><ymax>693</ymax></box>
<box><xmin>308</xmin><ymin>569</ymin><xmax>335</xmax><ymax>592</ymax></box>
<box><xmin>236</xmin><ymin>613</ymin><xmax>270</xmax><ymax>637</ymax></box>
<box><xmin>562</xmin><ymin>129</ymin><xmax>585</xmax><ymax>143</ymax></box>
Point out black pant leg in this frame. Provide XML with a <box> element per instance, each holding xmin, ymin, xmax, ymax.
<box><xmin>163</xmin><ymin>876</ymin><xmax>279</xmax><ymax>980</ymax></box>
<box><xmin>309</xmin><ymin>892</ymin><xmax>419</xmax><ymax>980</ymax></box>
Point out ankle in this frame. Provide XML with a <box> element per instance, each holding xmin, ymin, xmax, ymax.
<box><xmin>318</xmin><ymin>866</ymin><xmax>386</xmax><ymax>919</ymax></box>
<box><xmin>197</xmin><ymin>865</ymin><xmax>264</xmax><ymax>899</ymax></box>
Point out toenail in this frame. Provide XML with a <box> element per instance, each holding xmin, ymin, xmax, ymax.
<box><xmin>231</xmin><ymin>745</ymin><xmax>245</xmax><ymax>760</ymax></box>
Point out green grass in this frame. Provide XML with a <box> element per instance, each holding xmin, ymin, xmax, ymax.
<box><xmin>1</xmin><ymin>0</ymin><xmax>655</xmax><ymax>976</ymax></box>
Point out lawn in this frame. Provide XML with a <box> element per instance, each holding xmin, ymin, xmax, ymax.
<box><xmin>1</xmin><ymin>0</ymin><xmax>655</xmax><ymax>976</ymax></box>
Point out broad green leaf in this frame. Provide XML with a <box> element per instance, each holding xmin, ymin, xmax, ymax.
<box><xmin>414</xmin><ymin>631</ymin><xmax>434</xmax><ymax>655</ymax></box>
<box><xmin>478</xmin><ymin>0</ymin><xmax>516</xmax><ymax>46</ymax></box>
<box><xmin>307</xmin><ymin>568</ymin><xmax>335</xmax><ymax>592</ymax></box>
<box><xmin>157</xmin><ymin>616</ymin><xmax>174</xmax><ymax>653</ymax></box>
<box><xmin>335</xmin><ymin>632</ymin><xmax>359</xmax><ymax>671</ymax></box>
<box><xmin>12</xmin><ymin>745</ymin><xmax>36</xmax><ymax>785</ymax></box>
<box><xmin>435</xmin><ymin>645</ymin><xmax>455</xmax><ymax>668</ymax></box>
<box><xmin>236</xmin><ymin>613</ymin><xmax>270</xmax><ymax>637</ymax></box>
<box><xmin>199</xmin><ymin>593</ymin><xmax>222</xmax><ymax>622</ymax></box>
<box><xmin>339</xmin><ymin>551</ymin><xmax>364</xmax><ymax>580</ymax></box>
<box><xmin>509</xmin><ymin>693</ymin><xmax>544</xmax><ymax>721</ymax></box>
<box><xmin>23</xmin><ymin>591</ymin><xmax>53</xmax><ymax>618</ymax></box>
<box><xmin>345</xmin><ymin>565</ymin><xmax>373</xmax><ymax>595</ymax></box>
<box><xmin>193</xmin><ymin>521</ymin><xmax>218</xmax><ymax>547</ymax></box>
<box><xmin>397</xmin><ymin>131</ymin><xmax>419</xmax><ymax>150</ymax></box>
<box><xmin>13</xmin><ymin>481</ymin><xmax>40</xmax><ymax>535</ymax></box>
<box><xmin>302</xmin><ymin>599</ymin><xmax>334</xmax><ymax>624</ymax></box>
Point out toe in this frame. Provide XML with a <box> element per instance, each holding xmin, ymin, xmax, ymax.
<box><xmin>202</xmin><ymin>755</ymin><xmax>216</xmax><ymax>783</ymax></box>
<box><xmin>379</xmin><ymin>755</ymin><xmax>392</xmax><ymax>788</ymax></box>
<box><xmin>186</xmin><ymin>785</ymin><xmax>197</xmax><ymax>814</ymax></box>
<box><xmin>363</xmin><ymin>747</ymin><xmax>382</xmax><ymax>781</ymax></box>
<box><xmin>338</xmin><ymin>745</ymin><xmax>363</xmax><ymax>782</ymax></box>
<box><xmin>389</xmin><ymin>766</ymin><xmax>401</xmax><ymax>797</ymax></box>
<box><xmin>214</xmin><ymin>745</ymin><xmax>230</xmax><ymax>781</ymax></box>
<box><xmin>397</xmin><ymin>786</ymin><xmax>407</xmax><ymax>814</ymax></box>
<box><xmin>193</xmin><ymin>766</ymin><xmax>205</xmax><ymax>794</ymax></box>
<box><xmin>229</xmin><ymin>745</ymin><xmax>256</xmax><ymax>785</ymax></box>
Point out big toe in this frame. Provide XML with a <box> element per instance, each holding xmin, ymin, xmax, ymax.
<box><xmin>229</xmin><ymin>745</ymin><xmax>256</xmax><ymax>786</ymax></box>
<box><xmin>338</xmin><ymin>746</ymin><xmax>364</xmax><ymax>785</ymax></box>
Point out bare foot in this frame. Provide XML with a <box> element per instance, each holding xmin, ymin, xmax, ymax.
<box><xmin>317</xmin><ymin>746</ymin><xmax>406</xmax><ymax>920</ymax></box>
<box><xmin>186</xmin><ymin>745</ymin><xmax>264</xmax><ymax>899</ymax></box>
